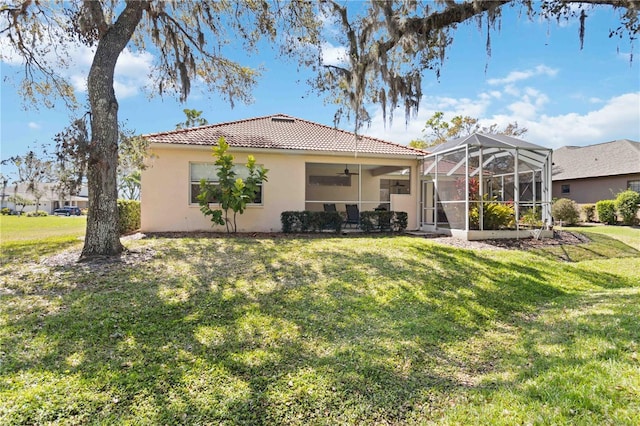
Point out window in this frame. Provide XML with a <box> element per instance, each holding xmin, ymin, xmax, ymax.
<box><xmin>628</xmin><ymin>180</ymin><xmax>640</xmax><ymax>193</ymax></box>
<box><xmin>190</xmin><ymin>163</ymin><xmax>263</xmax><ymax>205</ymax></box>
<box><xmin>561</xmin><ymin>184</ymin><xmax>570</xmax><ymax>194</ymax></box>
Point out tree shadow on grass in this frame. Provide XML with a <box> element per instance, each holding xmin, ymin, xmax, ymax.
<box><xmin>1</xmin><ymin>236</ymin><xmax>638</xmax><ymax>424</ymax></box>
<box><xmin>443</xmin><ymin>288</ymin><xmax>640</xmax><ymax>424</ymax></box>
<box><xmin>528</xmin><ymin>232</ymin><xmax>639</xmax><ymax>263</ymax></box>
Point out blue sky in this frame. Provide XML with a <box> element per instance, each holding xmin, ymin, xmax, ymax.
<box><xmin>1</xmin><ymin>3</ymin><xmax>639</xmax><ymax>179</ymax></box>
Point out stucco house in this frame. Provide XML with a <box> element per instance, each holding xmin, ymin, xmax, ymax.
<box><xmin>141</xmin><ymin>114</ymin><xmax>556</xmax><ymax>240</ymax></box>
<box><xmin>141</xmin><ymin>114</ymin><xmax>426</xmax><ymax>233</ymax></box>
<box><xmin>552</xmin><ymin>139</ymin><xmax>640</xmax><ymax>204</ymax></box>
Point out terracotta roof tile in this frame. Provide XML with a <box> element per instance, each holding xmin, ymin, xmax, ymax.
<box><xmin>145</xmin><ymin>114</ymin><xmax>426</xmax><ymax>157</ymax></box>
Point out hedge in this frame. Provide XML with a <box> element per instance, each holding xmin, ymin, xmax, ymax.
<box><xmin>118</xmin><ymin>199</ymin><xmax>141</xmax><ymax>234</ymax></box>
<box><xmin>595</xmin><ymin>199</ymin><xmax>617</xmax><ymax>225</ymax></box>
<box><xmin>281</xmin><ymin>210</ymin><xmax>408</xmax><ymax>233</ymax></box>
<box><xmin>281</xmin><ymin>211</ymin><xmax>343</xmax><ymax>233</ymax></box>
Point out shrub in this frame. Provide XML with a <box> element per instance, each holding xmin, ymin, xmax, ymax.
<box><xmin>520</xmin><ymin>207</ymin><xmax>543</xmax><ymax>228</ymax></box>
<box><xmin>1</xmin><ymin>207</ymin><xmax>11</xmax><ymax>215</ymax></box>
<box><xmin>360</xmin><ymin>211</ymin><xmax>407</xmax><ymax>232</ymax></box>
<box><xmin>26</xmin><ymin>210</ymin><xmax>48</xmax><ymax>217</ymax></box>
<box><xmin>582</xmin><ymin>204</ymin><xmax>596</xmax><ymax>222</ymax></box>
<box><xmin>281</xmin><ymin>211</ymin><xmax>342</xmax><ymax>233</ymax></box>
<box><xmin>469</xmin><ymin>199</ymin><xmax>515</xmax><ymax>230</ymax></box>
<box><xmin>615</xmin><ymin>190</ymin><xmax>640</xmax><ymax>226</ymax></box>
<box><xmin>596</xmin><ymin>199</ymin><xmax>617</xmax><ymax>225</ymax></box>
<box><xmin>281</xmin><ymin>210</ymin><xmax>407</xmax><ymax>234</ymax></box>
<box><xmin>117</xmin><ymin>199</ymin><xmax>141</xmax><ymax>234</ymax></box>
<box><xmin>552</xmin><ymin>198</ymin><xmax>580</xmax><ymax>225</ymax></box>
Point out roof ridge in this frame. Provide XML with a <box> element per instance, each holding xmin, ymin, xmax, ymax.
<box><xmin>558</xmin><ymin>139</ymin><xmax>640</xmax><ymax>150</ymax></box>
<box><xmin>288</xmin><ymin>115</ymin><xmax>428</xmax><ymax>154</ymax></box>
<box><xmin>143</xmin><ymin>114</ymin><xmax>296</xmax><ymax>138</ymax></box>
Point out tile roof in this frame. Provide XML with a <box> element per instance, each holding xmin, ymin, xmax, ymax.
<box><xmin>552</xmin><ymin>139</ymin><xmax>640</xmax><ymax>181</ymax></box>
<box><xmin>145</xmin><ymin>114</ymin><xmax>426</xmax><ymax>157</ymax></box>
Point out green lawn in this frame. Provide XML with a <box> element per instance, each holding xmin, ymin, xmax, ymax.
<box><xmin>563</xmin><ymin>224</ymin><xmax>640</xmax><ymax>251</ymax></box>
<box><xmin>0</xmin><ymin>215</ymin><xmax>86</xmax><ymax>261</ymax></box>
<box><xmin>1</xmin><ymin>227</ymin><xmax>639</xmax><ymax>424</ymax></box>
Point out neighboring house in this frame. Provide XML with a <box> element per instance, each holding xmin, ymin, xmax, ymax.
<box><xmin>0</xmin><ymin>182</ymin><xmax>88</xmax><ymax>214</ymax></box>
<box><xmin>141</xmin><ymin>114</ymin><xmax>427</xmax><ymax>233</ymax></box>
<box><xmin>552</xmin><ymin>139</ymin><xmax>640</xmax><ymax>204</ymax></box>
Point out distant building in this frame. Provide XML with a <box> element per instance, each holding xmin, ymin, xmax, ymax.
<box><xmin>1</xmin><ymin>182</ymin><xmax>88</xmax><ymax>214</ymax></box>
<box><xmin>552</xmin><ymin>139</ymin><xmax>640</xmax><ymax>204</ymax></box>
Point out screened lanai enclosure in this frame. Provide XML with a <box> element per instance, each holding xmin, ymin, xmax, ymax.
<box><xmin>420</xmin><ymin>133</ymin><xmax>554</xmax><ymax>240</ymax></box>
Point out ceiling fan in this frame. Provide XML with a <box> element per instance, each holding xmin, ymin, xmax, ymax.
<box><xmin>337</xmin><ymin>165</ymin><xmax>359</xmax><ymax>176</ymax></box>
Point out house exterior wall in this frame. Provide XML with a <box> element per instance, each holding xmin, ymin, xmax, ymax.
<box><xmin>552</xmin><ymin>173</ymin><xmax>640</xmax><ymax>204</ymax></box>
<box><xmin>141</xmin><ymin>145</ymin><xmax>420</xmax><ymax>233</ymax></box>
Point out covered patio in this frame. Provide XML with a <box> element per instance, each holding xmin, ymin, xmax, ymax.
<box><xmin>420</xmin><ymin>133</ymin><xmax>553</xmax><ymax>240</ymax></box>
<box><xmin>304</xmin><ymin>162</ymin><xmax>414</xmax><ymax>222</ymax></box>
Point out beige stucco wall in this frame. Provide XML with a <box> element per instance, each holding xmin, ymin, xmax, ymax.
<box><xmin>552</xmin><ymin>174</ymin><xmax>640</xmax><ymax>204</ymax></box>
<box><xmin>141</xmin><ymin>145</ymin><xmax>420</xmax><ymax>233</ymax></box>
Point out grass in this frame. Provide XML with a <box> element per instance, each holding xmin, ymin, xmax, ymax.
<box><xmin>0</xmin><ymin>225</ymin><xmax>639</xmax><ymax>424</ymax></box>
<box><xmin>564</xmin><ymin>224</ymin><xmax>640</xmax><ymax>251</ymax></box>
<box><xmin>0</xmin><ymin>215</ymin><xmax>86</xmax><ymax>261</ymax></box>
<box><xmin>530</xmin><ymin>225</ymin><xmax>640</xmax><ymax>263</ymax></box>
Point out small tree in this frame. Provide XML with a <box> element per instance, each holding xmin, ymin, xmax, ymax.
<box><xmin>552</xmin><ymin>198</ymin><xmax>580</xmax><ymax>225</ymax></box>
<box><xmin>176</xmin><ymin>109</ymin><xmax>208</xmax><ymax>129</ymax></box>
<box><xmin>615</xmin><ymin>190</ymin><xmax>640</xmax><ymax>226</ymax></box>
<box><xmin>8</xmin><ymin>194</ymin><xmax>33</xmax><ymax>214</ymax></box>
<box><xmin>198</xmin><ymin>138</ymin><xmax>268</xmax><ymax>233</ymax></box>
<box><xmin>2</xmin><ymin>150</ymin><xmax>54</xmax><ymax>213</ymax></box>
<box><xmin>596</xmin><ymin>200</ymin><xmax>617</xmax><ymax>225</ymax></box>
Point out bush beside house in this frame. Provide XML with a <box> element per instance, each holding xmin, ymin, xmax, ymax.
<box><xmin>596</xmin><ymin>200</ymin><xmax>617</xmax><ymax>225</ymax></box>
<box><xmin>615</xmin><ymin>190</ymin><xmax>640</xmax><ymax>225</ymax></box>
<box><xmin>552</xmin><ymin>198</ymin><xmax>580</xmax><ymax>225</ymax></box>
<box><xmin>118</xmin><ymin>200</ymin><xmax>141</xmax><ymax>234</ymax></box>
<box><xmin>281</xmin><ymin>210</ymin><xmax>408</xmax><ymax>234</ymax></box>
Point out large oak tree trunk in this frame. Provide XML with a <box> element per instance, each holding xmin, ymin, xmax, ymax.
<box><xmin>80</xmin><ymin>2</ymin><xmax>146</xmax><ymax>259</ymax></box>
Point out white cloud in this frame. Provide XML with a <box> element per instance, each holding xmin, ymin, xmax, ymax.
<box><xmin>364</xmin><ymin>91</ymin><xmax>639</xmax><ymax>150</ymax></box>
<box><xmin>321</xmin><ymin>42</ymin><xmax>348</xmax><ymax>66</ymax></box>
<box><xmin>524</xmin><ymin>92</ymin><xmax>640</xmax><ymax>148</ymax></box>
<box><xmin>487</xmin><ymin>65</ymin><xmax>558</xmax><ymax>86</ymax></box>
<box><xmin>1</xmin><ymin>32</ymin><xmax>154</xmax><ymax>100</ymax></box>
<box><xmin>28</xmin><ymin>122</ymin><xmax>40</xmax><ymax>130</ymax></box>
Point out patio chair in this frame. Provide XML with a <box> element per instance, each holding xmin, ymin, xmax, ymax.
<box><xmin>344</xmin><ymin>204</ymin><xmax>360</xmax><ymax>228</ymax></box>
<box><xmin>323</xmin><ymin>203</ymin><xmax>337</xmax><ymax>212</ymax></box>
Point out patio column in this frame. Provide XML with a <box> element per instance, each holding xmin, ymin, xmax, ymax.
<box><xmin>434</xmin><ymin>154</ymin><xmax>439</xmax><ymax>231</ymax></box>
<box><xmin>465</xmin><ymin>144</ymin><xmax>470</xmax><ymax>231</ymax></box>
<box><xmin>544</xmin><ymin>151</ymin><xmax>553</xmax><ymax>226</ymax></box>
<box><xmin>358</xmin><ymin>163</ymin><xmax>362</xmax><ymax>210</ymax></box>
<box><xmin>514</xmin><ymin>148</ymin><xmax>520</xmax><ymax>227</ymax></box>
<box><xmin>478</xmin><ymin>148</ymin><xmax>484</xmax><ymax>231</ymax></box>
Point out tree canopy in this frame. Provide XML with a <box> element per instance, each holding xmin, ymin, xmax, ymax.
<box><xmin>409</xmin><ymin>111</ymin><xmax>528</xmax><ymax>148</ymax></box>
<box><xmin>304</xmin><ymin>1</ymin><xmax>638</xmax><ymax>131</ymax></box>
<box><xmin>1</xmin><ymin>0</ymin><xmax>637</xmax><ymax>257</ymax></box>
